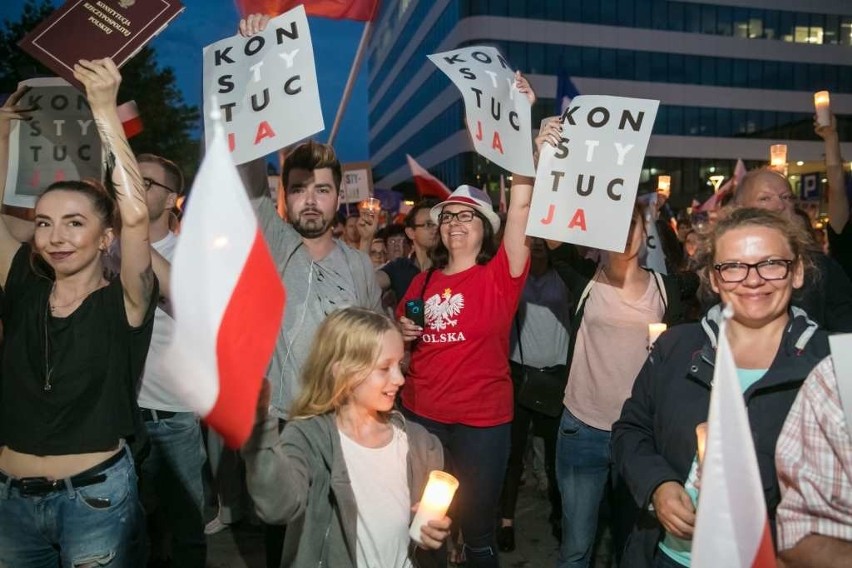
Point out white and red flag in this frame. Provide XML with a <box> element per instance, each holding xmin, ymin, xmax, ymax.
<box><xmin>116</xmin><ymin>100</ymin><xmax>143</xmax><ymax>139</ymax></box>
<box><xmin>692</xmin><ymin>306</ymin><xmax>777</xmax><ymax>568</ymax></box>
<box><xmin>166</xmin><ymin>119</ymin><xmax>285</xmax><ymax>449</ymax></box>
<box><xmin>407</xmin><ymin>154</ymin><xmax>451</xmax><ymax>200</ymax></box>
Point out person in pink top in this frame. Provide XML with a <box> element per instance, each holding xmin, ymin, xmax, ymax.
<box><xmin>397</xmin><ymin>74</ymin><xmax>544</xmax><ymax>568</ymax></box>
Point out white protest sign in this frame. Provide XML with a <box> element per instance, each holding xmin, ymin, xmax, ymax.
<box><xmin>428</xmin><ymin>46</ymin><xmax>534</xmax><ymax>176</ymax></box>
<box><xmin>526</xmin><ymin>95</ymin><xmax>659</xmax><ymax>252</ymax></box>
<box><xmin>202</xmin><ymin>5</ymin><xmax>324</xmax><ymax>165</ymax></box>
<box><xmin>341</xmin><ymin>162</ymin><xmax>373</xmax><ymax>204</ymax></box>
<box><xmin>638</xmin><ymin>192</ymin><xmax>668</xmax><ymax>274</ymax></box>
<box><xmin>828</xmin><ymin>334</ymin><xmax>852</xmax><ymax>440</ymax></box>
<box><xmin>4</xmin><ymin>77</ymin><xmax>102</xmax><ymax>208</ymax></box>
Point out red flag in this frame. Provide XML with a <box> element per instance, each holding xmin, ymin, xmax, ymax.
<box><xmin>166</xmin><ymin>123</ymin><xmax>286</xmax><ymax>448</ymax></box>
<box><xmin>407</xmin><ymin>154</ymin><xmax>451</xmax><ymax>200</ymax></box>
<box><xmin>116</xmin><ymin>100</ymin><xmax>143</xmax><ymax>139</ymax></box>
<box><xmin>235</xmin><ymin>0</ymin><xmax>379</xmax><ymax>20</ymax></box>
<box><xmin>692</xmin><ymin>307</ymin><xmax>777</xmax><ymax>568</ymax></box>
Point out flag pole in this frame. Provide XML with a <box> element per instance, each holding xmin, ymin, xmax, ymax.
<box><xmin>327</xmin><ymin>20</ymin><xmax>373</xmax><ymax>146</ymax></box>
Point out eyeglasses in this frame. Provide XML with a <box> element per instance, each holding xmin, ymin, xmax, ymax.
<box><xmin>143</xmin><ymin>177</ymin><xmax>175</xmax><ymax>193</ymax></box>
<box><xmin>438</xmin><ymin>211</ymin><xmax>477</xmax><ymax>225</ymax></box>
<box><xmin>412</xmin><ymin>221</ymin><xmax>437</xmax><ymax>229</ymax></box>
<box><xmin>713</xmin><ymin>259</ymin><xmax>794</xmax><ymax>283</ymax></box>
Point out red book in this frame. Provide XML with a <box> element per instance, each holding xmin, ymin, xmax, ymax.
<box><xmin>18</xmin><ymin>0</ymin><xmax>184</xmax><ymax>91</ymax></box>
<box><xmin>236</xmin><ymin>0</ymin><xmax>379</xmax><ymax>21</ymax></box>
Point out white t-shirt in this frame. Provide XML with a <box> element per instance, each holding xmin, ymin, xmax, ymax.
<box><xmin>339</xmin><ymin>424</ymin><xmax>413</xmax><ymax>568</ymax></box>
<box><xmin>137</xmin><ymin>232</ymin><xmax>186</xmax><ymax>411</ymax></box>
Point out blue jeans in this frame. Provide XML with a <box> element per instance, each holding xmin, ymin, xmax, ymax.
<box><xmin>0</xmin><ymin>446</ymin><xmax>146</xmax><ymax>567</ymax></box>
<box><xmin>140</xmin><ymin>410</ymin><xmax>207</xmax><ymax>567</ymax></box>
<box><xmin>404</xmin><ymin>409</ymin><xmax>511</xmax><ymax>568</ymax></box>
<box><xmin>556</xmin><ymin>408</ymin><xmax>611</xmax><ymax>568</ymax></box>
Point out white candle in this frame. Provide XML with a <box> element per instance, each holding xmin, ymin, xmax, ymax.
<box><xmin>409</xmin><ymin>471</ymin><xmax>459</xmax><ymax>545</ymax></box>
<box><xmin>696</xmin><ymin>422</ymin><xmax>708</xmax><ymax>465</ymax></box>
<box><xmin>358</xmin><ymin>197</ymin><xmax>382</xmax><ymax>214</ymax></box>
<box><xmin>648</xmin><ymin>323</ymin><xmax>667</xmax><ymax>348</ymax></box>
<box><xmin>770</xmin><ymin>144</ymin><xmax>788</xmax><ymax>172</ymax></box>
<box><xmin>814</xmin><ymin>91</ymin><xmax>831</xmax><ymax>127</ymax></box>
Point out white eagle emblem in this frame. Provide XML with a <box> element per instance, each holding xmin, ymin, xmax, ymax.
<box><xmin>425</xmin><ymin>288</ymin><xmax>464</xmax><ymax>331</ymax></box>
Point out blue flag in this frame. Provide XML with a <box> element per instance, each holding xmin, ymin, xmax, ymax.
<box><xmin>555</xmin><ymin>72</ymin><xmax>581</xmax><ymax>115</ymax></box>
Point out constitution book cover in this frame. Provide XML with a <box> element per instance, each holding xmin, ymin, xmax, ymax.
<box><xmin>18</xmin><ymin>0</ymin><xmax>184</xmax><ymax>91</ymax></box>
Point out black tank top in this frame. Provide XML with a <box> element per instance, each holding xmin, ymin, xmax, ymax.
<box><xmin>0</xmin><ymin>245</ymin><xmax>156</xmax><ymax>455</ymax></box>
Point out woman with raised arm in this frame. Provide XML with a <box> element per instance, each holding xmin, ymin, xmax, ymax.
<box><xmin>396</xmin><ymin>73</ymin><xmax>535</xmax><ymax>568</ymax></box>
<box><xmin>0</xmin><ymin>59</ymin><xmax>157</xmax><ymax>567</ymax></box>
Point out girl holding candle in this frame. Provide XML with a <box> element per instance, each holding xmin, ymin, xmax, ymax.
<box><xmin>612</xmin><ymin>208</ymin><xmax>830</xmax><ymax>568</ymax></box>
<box><xmin>244</xmin><ymin>308</ymin><xmax>452</xmax><ymax>568</ymax></box>
<box><xmin>545</xmin><ymin>196</ymin><xmax>684</xmax><ymax>568</ymax></box>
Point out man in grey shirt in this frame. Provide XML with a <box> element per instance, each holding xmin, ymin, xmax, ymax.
<box><xmin>240</xmin><ymin>140</ymin><xmax>382</xmax><ymax>568</ymax></box>
<box><xmin>241</xmin><ymin>140</ymin><xmax>382</xmax><ymax>420</ymax></box>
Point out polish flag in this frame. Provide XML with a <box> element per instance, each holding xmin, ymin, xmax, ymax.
<box><xmin>166</xmin><ymin>122</ymin><xmax>285</xmax><ymax>449</ymax></box>
<box><xmin>116</xmin><ymin>100</ymin><xmax>143</xmax><ymax>139</ymax></box>
<box><xmin>235</xmin><ymin>0</ymin><xmax>379</xmax><ymax>21</ymax></box>
<box><xmin>733</xmin><ymin>158</ymin><xmax>747</xmax><ymax>186</ymax></box>
<box><xmin>407</xmin><ymin>154</ymin><xmax>451</xmax><ymax>200</ymax></box>
<box><xmin>692</xmin><ymin>306</ymin><xmax>777</xmax><ymax>568</ymax></box>
<box><xmin>695</xmin><ymin>180</ymin><xmax>732</xmax><ymax>212</ymax></box>
<box><xmin>498</xmin><ymin>174</ymin><xmax>507</xmax><ymax>213</ymax></box>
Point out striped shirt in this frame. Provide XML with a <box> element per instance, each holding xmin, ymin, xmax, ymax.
<box><xmin>776</xmin><ymin>356</ymin><xmax>852</xmax><ymax>550</ymax></box>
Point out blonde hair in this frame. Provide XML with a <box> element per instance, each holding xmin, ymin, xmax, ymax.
<box><xmin>694</xmin><ymin>207</ymin><xmax>816</xmax><ymax>303</ymax></box>
<box><xmin>290</xmin><ymin>308</ymin><xmax>399</xmax><ymax>419</ymax></box>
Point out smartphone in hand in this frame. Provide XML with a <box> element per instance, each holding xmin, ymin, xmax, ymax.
<box><xmin>405</xmin><ymin>299</ymin><xmax>425</xmax><ymax>328</ymax></box>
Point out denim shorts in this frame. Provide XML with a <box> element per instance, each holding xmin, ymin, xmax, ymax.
<box><xmin>0</xmin><ymin>446</ymin><xmax>146</xmax><ymax>567</ymax></box>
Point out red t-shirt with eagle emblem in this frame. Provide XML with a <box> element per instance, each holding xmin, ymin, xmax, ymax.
<box><xmin>397</xmin><ymin>244</ymin><xmax>528</xmax><ymax>426</ymax></box>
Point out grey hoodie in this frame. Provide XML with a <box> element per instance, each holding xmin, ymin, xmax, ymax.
<box><xmin>243</xmin><ymin>411</ymin><xmax>445</xmax><ymax>568</ymax></box>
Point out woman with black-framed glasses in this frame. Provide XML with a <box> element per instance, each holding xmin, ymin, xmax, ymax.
<box><xmin>612</xmin><ymin>207</ymin><xmax>830</xmax><ymax>568</ymax></box>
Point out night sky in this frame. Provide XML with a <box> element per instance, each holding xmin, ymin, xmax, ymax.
<box><xmin>1</xmin><ymin>0</ymin><xmax>371</xmax><ymax>162</ymax></box>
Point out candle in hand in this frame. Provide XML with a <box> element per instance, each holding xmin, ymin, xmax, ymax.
<box><xmin>770</xmin><ymin>144</ymin><xmax>787</xmax><ymax>172</ymax></box>
<box><xmin>648</xmin><ymin>323</ymin><xmax>667</xmax><ymax>348</ymax></box>
<box><xmin>696</xmin><ymin>422</ymin><xmax>708</xmax><ymax>465</ymax></box>
<box><xmin>409</xmin><ymin>471</ymin><xmax>459</xmax><ymax>545</ymax></box>
<box><xmin>814</xmin><ymin>91</ymin><xmax>831</xmax><ymax>127</ymax></box>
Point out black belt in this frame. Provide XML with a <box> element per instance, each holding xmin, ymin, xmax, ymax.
<box><xmin>0</xmin><ymin>449</ymin><xmax>124</xmax><ymax>497</ymax></box>
<box><xmin>141</xmin><ymin>408</ymin><xmax>177</xmax><ymax>422</ymax></box>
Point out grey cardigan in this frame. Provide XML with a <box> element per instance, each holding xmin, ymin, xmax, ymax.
<box><xmin>243</xmin><ymin>411</ymin><xmax>445</xmax><ymax>568</ymax></box>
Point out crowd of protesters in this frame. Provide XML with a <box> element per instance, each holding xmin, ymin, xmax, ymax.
<box><xmin>0</xmin><ymin>12</ymin><xmax>851</xmax><ymax>568</ymax></box>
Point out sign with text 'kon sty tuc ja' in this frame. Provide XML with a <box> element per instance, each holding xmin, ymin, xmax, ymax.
<box><xmin>202</xmin><ymin>5</ymin><xmax>323</xmax><ymax>165</ymax></box>
<box><xmin>428</xmin><ymin>46</ymin><xmax>535</xmax><ymax>177</ymax></box>
<box><xmin>526</xmin><ymin>95</ymin><xmax>659</xmax><ymax>253</ymax></box>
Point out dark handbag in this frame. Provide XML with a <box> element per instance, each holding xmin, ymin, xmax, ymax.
<box><xmin>517</xmin><ymin>366</ymin><xmax>566</xmax><ymax>418</ymax></box>
<box><xmin>514</xmin><ymin>317</ymin><xmax>567</xmax><ymax>418</ymax></box>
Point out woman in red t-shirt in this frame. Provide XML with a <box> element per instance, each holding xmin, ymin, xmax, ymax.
<box><xmin>398</xmin><ymin>74</ymin><xmax>552</xmax><ymax>567</ymax></box>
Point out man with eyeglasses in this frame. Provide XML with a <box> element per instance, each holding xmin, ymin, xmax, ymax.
<box><xmin>732</xmin><ymin>168</ymin><xmax>852</xmax><ymax>332</ymax></box>
<box><xmin>376</xmin><ymin>200</ymin><xmax>439</xmax><ymax>303</ymax></box>
<box><xmin>133</xmin><ymin>153</ymin><xmax>209</xmax><ymax>567</ymax></box>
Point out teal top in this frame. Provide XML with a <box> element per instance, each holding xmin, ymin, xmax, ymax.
<box><xmin>657</xmin><ymin>368</ymin><xmax>767</xmax><ymax>566</ymax></box>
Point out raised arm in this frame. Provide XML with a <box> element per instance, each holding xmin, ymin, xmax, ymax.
<box><xmin>0</xmin><ymin>86</ymin><xmax>36</xmax><ymax>285</ymax></box>
<box><xmin>74</xmin><ymin>59</ymin><xmax>152</xmax><ymax>327</ymax></box>
<box><xmin>815</xmin><ymin>114</ymin><xmax>848</xmax><ymax>232</ymax></box>
<box><xmin>503</xmin><ymin>72</ymin><xmax>537</xmax><ymax>277</ymax></box>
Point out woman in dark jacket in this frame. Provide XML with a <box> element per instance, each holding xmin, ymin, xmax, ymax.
<box><xmin>612</xmin><ymin>207</ymin><xmax>830</xmax><ymax>568</ymax></box>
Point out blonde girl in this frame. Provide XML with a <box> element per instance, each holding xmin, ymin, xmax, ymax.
<box><xmin>245</xmin><ymin>308</ymin><xmax>452</xmax><ymax>568</ymax></box>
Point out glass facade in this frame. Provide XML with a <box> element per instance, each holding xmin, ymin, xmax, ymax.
<box><xmin>368</xmin><ymin>1</ymin><xmax>852</xmax><ymax>203</ymax></box>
